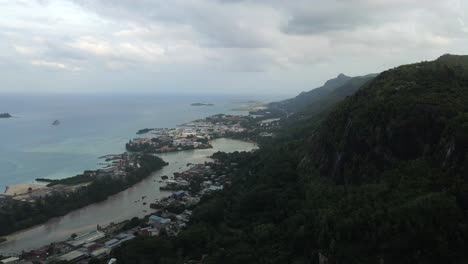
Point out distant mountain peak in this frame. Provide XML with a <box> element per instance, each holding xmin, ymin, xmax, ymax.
<box><xmin>337</xmin><ymin>73</ymin><xmax>349</xmax><ymax>79</ymax></box>
<box><xmin>322</xmin><ymin>73</ymin><xmax>352</xmax><ymax>91</ymax></box>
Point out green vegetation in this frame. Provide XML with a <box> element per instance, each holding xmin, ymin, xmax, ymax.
<box><xmin>191</xmin><ymin>103</ymin><xmax>214</xmax><ymax>106</ymax></box>
<box><xmin>0</xmin><ymin>155</ymin><xmax>167</xmax><ymax>236</ymax></box>
<box><xmin>269</xmin><ymin>73</ymin><xmax>375</xmax><ymax>116</ymax></box>
<box><xmin>136</xmin><ymin>128</ymin><xmax>154</xmax><ymax>134</ymax></box>
<box><xmin>37</xmin><ymin>172</ymin><xmax>95</xmax><ymax>186</ymax></box>
<box><xmin>111</xmin><ymin>55</ymin><xmax>468</xmax><ymax>263</ymax></box>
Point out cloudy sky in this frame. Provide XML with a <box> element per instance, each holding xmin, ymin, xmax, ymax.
<box><xmin>0</xmin><ymin>0</ymin><xmax>466</xmax><ymax>95</ymax></box>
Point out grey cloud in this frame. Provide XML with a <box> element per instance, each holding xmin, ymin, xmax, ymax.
<box><xmin>283</xmin><ymin>12</ymin><xmax>364</xmax><ymax>35</ymax></box>
<box><xmin>70</xmin><ymin>0</ymin><xmax>272</xmax><ymax>49</ymax></box>
<box><xmin>0</xmin><ymin>0</ymin><xmax>467</xmax><ymax>93</ymax></box>
<box><xmin>280</xmin><ymin>0</ymin><xmax>463</xmax><ymax>35</ymax></box>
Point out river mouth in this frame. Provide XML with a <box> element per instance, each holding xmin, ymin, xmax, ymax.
<box><xmin>0</xmin><ymin>138</ymin><xmax>257</xmax><ymax>255</ymax></box>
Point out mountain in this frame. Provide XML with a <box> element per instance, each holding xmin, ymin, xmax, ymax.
<box><xmin>294</xmin><ymin>54</ymin><xmax>468</xmax><ymax>262</ymax></box>
<box><xmin>305</xmin><ymin>54</ymin><xmax>468</xmax><ymax>184</ymax></box>
<box><xmin>269</xmin><ymin>73</ymin><xmax>375</xmax><ymax>116</ymax></box>
<box><xmin>111</xmin><ymin>55</ymin><xmax>468</xmax><ymax>264</ymax></box>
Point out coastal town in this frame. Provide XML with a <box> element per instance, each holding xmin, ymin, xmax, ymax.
<box><xmin>125</xmin><ymin>114</ymin><xmax>250</xmax><ymax>154</ymax></box>
<box><xmin>0</xmin><ymin>156</ymin><xmax>240</xmax><ymax>264</ymax></box>
<box><xmin>0</xmin><ymin>110</ymin><xmax>282</xmax><ymax>263</ymax></box>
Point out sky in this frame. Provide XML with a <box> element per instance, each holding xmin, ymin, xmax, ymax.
<box><xmin>0</xmin><ymin>0</ymin><xmax>467</xmax><ymax>95</ymax></box>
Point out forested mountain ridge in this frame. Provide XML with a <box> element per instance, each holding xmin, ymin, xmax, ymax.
<box><xmin>304</xmin><ymin>54</ymin><xmax>468</xmax><ymax>184</ymax></box>
<box><xmin>294</xmin><ymin>54</ymin><xmax>468</xmax><ymax>263</ymax></box>
<box><xmin>112</xmin><ymin>55</ymin><xmax>468</xmax><ymax>264</ymax></box>
<box><xmin>269</xmin><ymin>73</ymin><xmax>375</xmax><ymax>116</ymax></box>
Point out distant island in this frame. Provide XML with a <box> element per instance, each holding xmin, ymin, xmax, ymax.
<box><xmin>0</xmin><ymin>113</ymin><xmax>12</xmax><ymax>118</ymax></box>
<box><xmin>136</xmin><ymin>128</ymin><xmax>154</xmax><ymax>134</ymax></box>
<box><xmin>52</xmin><ymin>120</ymin><xmax>60</xmax><ymax>126</ymax></box>
<box><xmin>191</xmin><ymin>103</ymin><xmax>214</xmax><ymax>106</ymax></box>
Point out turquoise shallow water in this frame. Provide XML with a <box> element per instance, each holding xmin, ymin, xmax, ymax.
<box><xmin>0</xmin><ymin>93</ymin><xmax>267</xmax><ymax>191</ymax></box>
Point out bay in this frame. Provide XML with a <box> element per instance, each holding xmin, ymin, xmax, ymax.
<box><xmin>0</xmin><ymin>93</ymin><xmax>257</xmax><ymax>190</ymax></box>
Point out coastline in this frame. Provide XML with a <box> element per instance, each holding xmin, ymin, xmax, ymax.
<box><xmin>0</xmin><ymin>153</ymin><xmax>168</xmax><ymax>239</ymax></box>
<box><xmin>0</xmin><ymin>138</ymin><xmax>258</xmax><ymax>255</ymax></box>
<box><xmin>0</xmin><ymin>143</ymin><xmax>256</xmax><ymax>261</ymax></box>
<box><xmin>0</xmin><ymin>93</ymin><xmax>255</xmax><ymax>197</ymax></box>
<box><xmin>1</xmin><ymin>112</ymin><xmax>261</xmax><ymax>202</ymax></box>
<box><xmin>0</xmin><ymin>110</ymin><xmax>264</xmax><ymax>253</ymax></box>
<box><xmin>3</xmin><ymin>183</ymin><xmax>45</xmax><ymax>196</ymax></box>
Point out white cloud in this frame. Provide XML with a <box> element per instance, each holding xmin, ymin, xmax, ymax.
<box><xmin>69</xmin><ymin>36</ymin><xmax>113</xmax><ymax>56</ymax></box>
<box><xmin>13</xmin><ymin>45</ymin><xmax>37</xmax><ymax>56</ymax></box>
<box><xmin>31</xmin><ymin>59</ymin><xmax>80</xmax><ymax>71</ymax></box>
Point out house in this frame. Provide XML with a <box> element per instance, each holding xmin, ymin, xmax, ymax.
<box><xmin>91</xmin><ymin>247</ymin><xmax>111</xmax><ymax>258</ymax></box>
<box><xmin>171</xmin><ymin>191</ymin><xmax>187</xmax><ymax>199</ymax></box>
<box><xmin>101</xmin><ymin>234</ymin><xmax>136</xmax><ymax>250</ymax></box>
<box><xmin>57</xmin><ymin>250</ymin><xmax>88</xmax><ymax>263</ymax></box>
<box><xmin>207</xmin><ymin>185</ymin><xmax>223</xmax><ymax>192</ymax></box>
<box><xmin>139</xmin><ymin>227</ymin><xmax>160</xmax><ymax>237</ymax></box>
<box><xmin>67</xmin><ymin>230</ymin><xmax>106</xmax><ymax>247</ymax></box>
<box><xmin>149</xmin><ymin>215</ymin><xmax>171</xmax><ymax>227</ymax></box>
<box><xmin>104</xmin><ymin>239</ymin><xmax>120</xmax><ymax>248</ymax></box>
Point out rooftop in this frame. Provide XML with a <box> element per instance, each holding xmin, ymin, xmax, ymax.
<box><xmin>67</xmin><ymin>230</ymin><xmax>106</xmax><ymax>247</ymax></box>
<box><xmin>0</xmin><ymin>257</ymin><xmax>20</xmax><ymax>264</ymax></box>
<box><xmin>57</xmin><ymin>250</ymin><xmax>87</xmax><ymax>262</ymax></box>
<box><xmin>149</xmin><ymin>215</ymin><xmax>171</xmax><ymax>224</ymax></box>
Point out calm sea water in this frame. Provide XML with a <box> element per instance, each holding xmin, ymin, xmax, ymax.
<box><xmin>0</xmin><ymin>93</ymin><xmax>270</xmax><ymax>191</ymax></box>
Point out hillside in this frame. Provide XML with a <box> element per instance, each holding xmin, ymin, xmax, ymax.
<box><xmin>269</xmin><ymin>73</ymin><xmax>375</xmax><ymax>116</ymax></box>
<box><xmin>297</xmin><ymin>54</ymin><xmax>468</xmax><ymax>262</ymax></box>
<box><xmin>110</xmin><ymin>55</ymin><xmax>468</xmax><ymax>264</ymax></box>
<box><xmin>306</xmin><ymin>54</ymin><xmax>468</xmax><ymax>184</ymax></box>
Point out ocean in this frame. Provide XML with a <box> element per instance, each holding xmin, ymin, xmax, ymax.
<box><xmin>0</xmin><ymin>93</ymin><xmax>276</xmax><ymax>191</ymax></box>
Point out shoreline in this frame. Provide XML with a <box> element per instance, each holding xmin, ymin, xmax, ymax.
<box><xmin>0</xmin><ymin>140</ymin><xmax>255</xmax><ymax>260</ymax></box>
<box><xmin>2</xmin><ymin>183</ymin><xmax>45</xmax><ymax>196</ymax></box>
<box><xmin>0</xmin><ymin>138</ymin><xmax>258</xmax><ymax>255</ymax></box>
<box><xmin>2</xmin><ymin>111</ymin><xmax>260</xmax><ymax>195</ymax></box>
<box><xmin>0</xmin><ymin>112</ymin><xmax>260</xmax><ymax>246</ymax></box>
<box><xmin>0</xmin><ymin>153</ymin><xmax>168</xmax><ymax>239</ymax></box>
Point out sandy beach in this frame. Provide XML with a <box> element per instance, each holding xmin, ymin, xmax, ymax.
<box><xmin>3</xmin><ymin>183</ymin><xmax>45</xmax><ymax>196</ymax></box>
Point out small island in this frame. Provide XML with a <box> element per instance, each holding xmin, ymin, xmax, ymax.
<box><xmin>136</xmin><ymin>128</ymin><xmax>154</xmax><ymax>134</ymax></box>
<box><xmin>52</xmin><ymin>120</ymin><xmax>60</xmax><ymax>126</ymax></box>
<box><xmin>191</xmin><ymin>103</ymin><xmax>214</xmax><ymax>106</ymax></box>
<box><xmin>0</xmin><ymin>113</ymin><xmax>12</xmax><ymax>118</ymax></box>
